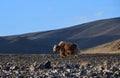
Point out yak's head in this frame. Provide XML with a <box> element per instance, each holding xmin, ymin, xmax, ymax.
<box><xmin>53</xmin><ymin>45</ymin><xmax>60</xmax><ymax>53</ymax></box>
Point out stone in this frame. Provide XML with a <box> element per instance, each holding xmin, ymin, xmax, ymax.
<box><xmin>39</xmin><ymin>64</ymin><xmax>45</xmax><ymax>70</ymax></box>
<box><xmin>111</xmin><ymin>66</ymin><xmax>119</xmax><ymax>72</ymax></box>
<box><xmin>74</xmin><ymin>64</ymin><xmax>80</xmax><ymax>69</ymax></box>
<box><xmin>65</xmin><ymin>64</ymin><xmax>71</xmax><ymax>69</ymax></box>
<box><xmin>58</xmin><ymin>66</ymin><xmax>64</xmax><ymax>70</ymax></box>
<box><xmin>65</xmin><ymin>72</ymin><xmax>70</xmax><ymax>77</ymax></box>
<box><xmin>11</xmin><ymin>66</ymin><xmax>20</xmax><ymax>70</ymax></box>
<box><xmin>66</xmin><ymin>69</ymin><xmax>71</xmax><ymax>72</ymax></box>
<box><xmin>91</xmin><ymin>72</ymin><xmax>97</xmax><ymax>77</ymax></box>
<box><xmin>80</xmin><ymin>69</ymin><xmax>87</xmax><ymax>76</ymax></box>
<box><xmin>4</xmin><ymin>66</ymin><xmax>10</xmax><ymax>71</ymax></box>
<box><xmin>44</xmin><ymin>60</ymin><xmax>51</xmax><ymax>69</ymax></box>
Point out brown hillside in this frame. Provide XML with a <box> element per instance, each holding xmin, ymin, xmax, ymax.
<box><xmin>82</xmin><ymin>39</ymin><xmax>120</xmax><ymax>54</ymax></box>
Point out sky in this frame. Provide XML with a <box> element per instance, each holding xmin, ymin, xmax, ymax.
<box><xmin>0</xmin><ymin>0</ymin><xmax>120</xmax><ymax>36</ymax></box>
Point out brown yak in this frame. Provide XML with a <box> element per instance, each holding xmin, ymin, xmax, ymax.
<box><xmin>53</xmin><ymin>41</ymin><xmax>79</xmax><ymax>57</ymax></box>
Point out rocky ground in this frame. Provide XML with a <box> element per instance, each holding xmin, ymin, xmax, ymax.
<box><xmin>0</xmin><ymin>54</ymin><xmax>120</xmax><ymax>78</ymax></box>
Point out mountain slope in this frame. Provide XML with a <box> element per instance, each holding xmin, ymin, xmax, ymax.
<box><xmin>0</xmin><ymin>17</ymin><xmax>120</xmax><ymax>54</ymax></box>
<box><xmin>82</xmin><ymin>39</ymin><xmax>120</xmax><ymax>54</ymax></box>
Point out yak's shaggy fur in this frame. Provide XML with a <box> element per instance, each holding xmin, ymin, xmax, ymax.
<box><xmin>53</xmin><ymin>41</ymin><xmax>79</xmax><ymax>57</ymax></box>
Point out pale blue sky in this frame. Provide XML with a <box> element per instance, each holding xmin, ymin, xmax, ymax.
<box><xmin>0</xmin><ymin>0</ymin><xmax>120</xmax><ymax>36</ymax></box>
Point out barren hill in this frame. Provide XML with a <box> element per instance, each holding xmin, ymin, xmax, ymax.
<box><xmin>82</xmin><ymin>39</ymin><xmax>120</xmax><ymax>54</ymax></box>
<box><xmin>0</xmin><ymin>17</ymin><xmax>120</xmax><ymax>54</ymax></box>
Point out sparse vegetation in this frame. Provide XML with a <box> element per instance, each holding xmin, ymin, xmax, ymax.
<box><xmin>82</xmin><ymin>39</ymin><xmax>120</xmax><ymax>54</ymax></box>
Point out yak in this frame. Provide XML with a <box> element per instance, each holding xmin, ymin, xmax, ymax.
<box><xmin>53</xmin><ymin>41</ymin><xmax>79</xmax><ymax>58</ymax></box>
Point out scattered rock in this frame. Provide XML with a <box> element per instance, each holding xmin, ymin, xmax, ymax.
<box><xmin>80</xmin><ymin>69</ymin><xmax>87</xmax><ymax>76</ymax></box>
<box><xmin>44</xmin><ymin>60</ymin><xmax>51</xmax><ymax>69</ymax></box>
<box><xmin>65</xmin><ymin>64</ymin><xmax>71</xmax><ymax>69</ymax></box>
<box><xmin>74</xmin><ymin>64</ymin><xmax>80</xmax><ymax>69</ymax></box>
<box><xmin>0</xmin><ymin>54</ymin><xmax>119</xmax><ymax>77</ymax></box>
<box><xmin>39</xmin><ymin>63</ymin><xmax>45</xmax><ymax>70</ymax></box>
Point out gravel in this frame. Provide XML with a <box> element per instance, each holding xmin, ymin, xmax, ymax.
<box><xmin>0</xmin><ymin>54</ymin><xmax>120</xmax><ymax>78</ymax></box>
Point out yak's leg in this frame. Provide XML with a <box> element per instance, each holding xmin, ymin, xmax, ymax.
<box><xmin>66</xmin><ymin>50</ymin><xmax>71</xmax><ymax>56</ymax></box>
<box><xmin>73</xmin><ymin>48</ymin><xmax>79</xmax><ymax>58</ymax></box>
<box><xmin>60</xmin><ymin>51</ymin><xmax>66</xmax><ymax>58</ymax></box>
